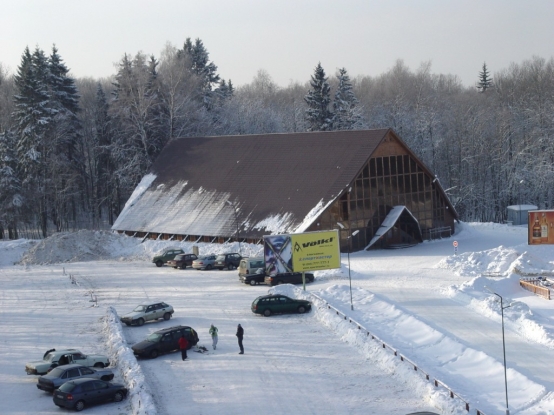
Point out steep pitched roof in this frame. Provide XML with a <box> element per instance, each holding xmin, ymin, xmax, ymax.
<box><xmin>112</xmin><ymin>129</ymin><xmax>390</xmax><ymax>238</ymax></box>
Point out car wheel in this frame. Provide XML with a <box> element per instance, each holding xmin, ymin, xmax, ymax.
<box><xmin>206</xmin><ymin>264</ymin><xmax>213</xmax><ymax>270</ymax></box>
<box><xmin>249</xmin><ymin>279</ymin><xmax>256</xmax><ymax>286</ymax></box>
<box><xmin>163</xmin><ymin>312</ymin><xmax>171</xmax><ymax>321</ymax></box>
<box><xmin>298</xmin><ymin>306</ymin><xmax>306</xmax><ymax>314</ymax></box>
<box><xmin>114</xmin><ymin>391</ymin><xmax>125</xmax><ymax>402</ymax></box>
<box><xmin>263</xmin><ymin>309</ymin><xmax>272</xmax><ymax>317</ymax></box>
<box><xmin>150</xmin><ymin>349</ymin><xmax>159</xmax><ymax>359</ymax></box>
<box><xmin>228</xmin><ymin>263</ymin><xmax>234</xmax><ymax>270</ymax></box>
<box><xmin>180</xmin><ymin>264</ymin><xmax>186</xmax><ymax>269</ymax></box>
<box><xmin>93</xmin><ymin>362</ymin><xmax>104</xmax><ymax>368</ymax></box>
<box><xmin>137</xmin><ymin>318</ymin><xmax>145</xmax><ymax>326</ymax></box>
<box><xmin>155</xmin><ymin>260</ymin><xmax>163</xmax><ymax>267</ymax></box>
<box><xmin>277</xmin><ymin>280</ymin><xmax>284</xmax><ymax>285</ymax></box>
<box><xmin>124</xmin><ymin>322</ymin><xmax>131</xmax><ymax>326</ymax></box>
<box><xmin>74</xmin><ymin>400</ymin><xmax>85</xmax><ymax>412</ymax></box>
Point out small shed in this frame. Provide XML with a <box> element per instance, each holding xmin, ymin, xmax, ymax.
<box><xmin>507</xmin><ymin>205</ymin><xmax>538</xmax><ymax>226</ymax></box>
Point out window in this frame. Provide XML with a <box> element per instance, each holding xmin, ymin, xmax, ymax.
<box><xmin>80</xmin><ymin>367</ymin><xmax>94</xmax><ymax>376</ymax></box>
<box><xmin>81</xmin><ymin>382</ymin><xmax>95</xmax><ymax>392</ymax></box>
<box><xmin>67</xmin><ymin>368</ymin><xmax>80</xmax><ymax>378</ymax></box>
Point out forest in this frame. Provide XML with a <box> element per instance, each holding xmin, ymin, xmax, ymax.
<box><xmin>0</xmin><ymin>38</ymin><xmax>553</xmax><ymax>239</ymax></box>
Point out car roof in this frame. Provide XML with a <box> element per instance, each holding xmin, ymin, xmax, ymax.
<box><xmin>257</xmin><ymin>294</ymin><xmax>290</xmax><ymax>300</ymax></box>
<box><xmin>52</xmin><ymin>363</ymin><xmax>86</xmax><ymax>370</ymax></box>
<box><xmin>154</xmin><ymin>325</ymin><xmax>192</xmax><ymax>334</ymax></box>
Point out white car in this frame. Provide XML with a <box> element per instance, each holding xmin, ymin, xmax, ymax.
<box><xmin>119</xmin><ymin>301</ymin><xmax>174</xmax><ymax>326</ymax></box>
<box><xmin>25</xmin><ymin>348</ymin><xmax>110</xmax><ymax>375</ymax></box>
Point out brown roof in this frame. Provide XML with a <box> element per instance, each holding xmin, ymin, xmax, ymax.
<box><xmin>112</xmin><ymin>129</ymin><xmax>390</xmax><ymax>238</ymax></box>
<box><xmin>112</xmin><ymin>128</ymin><xmax>457</xmax><ymax>238</ymax></box>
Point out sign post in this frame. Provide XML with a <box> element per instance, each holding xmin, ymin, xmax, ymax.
<box><xmin>453</xmin><ymin>240</ymin><xmax>458</xmax><ymax>255</ymax></box>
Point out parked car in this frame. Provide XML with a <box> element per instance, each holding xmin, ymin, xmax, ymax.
<box><xmin>152</xmin><ymin>248</ymin><xmax>184</xmax><ymax>267</ymax></box>
<box><xmin>132</xmin><ymin>325</ymin><xmax>199</xmax><ymax>359</ymax></box>
<box><xmin>239</xmin><ymin>270</ymin><xmax>267</xmax><ymax>286</ymax></box>
<box><xmin>238</xmin><ymin>257</ymin><xmax>265</xmax><ymax>277</ymax></box>
<box><xmin>25</xmin><ymin>349</ymin><xmax>110</xmax><ymax>376</ymax></box>
<box><xmin>264</xmin><ymin>272</ymin><xmax>315</xmax><ymax>286</ymax></box>
<box><xmin>37</xmin><ymin>364</ymin><xmax>115</xmax><ymax>393</ymax></box>
<box><xmin>214</xmin><ymin>253</ymin><xmax>242</xmax><ymax>270</ymax></box>
<box><xmin>120</xmin><ymin>301</ymin><xmax>174</xmax><ymax>326</ymax></box>
<box><xmin>166</xmin><ymin>253</ymin><xmax>198</xmax><ymax>269</ymax></box>
<box><xmin>53</xmin><ymin>378</ymin><xmax>127</xmax><ymax>412</ymax></box>
<box><xmin>251</xmin><ymin>294</ymin><xmax>312</xmax><ymax>317</ymax></box>
<box><xmin>191</xmin><ymin>254</ymin><xmax>217</xmax><ymax>270</ymax></box>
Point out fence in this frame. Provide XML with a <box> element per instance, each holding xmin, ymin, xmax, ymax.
<box><xmin>310</xmin><ymin>292</ymin><xmax>488</xmax><ymax>415</ymax></box>
<box><xmin>520</xmin><ymin>278</ymin><xmax>551</xmax><ymax>300</ymax></box>
<box><xmin>423</xmin><ymin>226</ymin><xmax>453</xmax><ymax>241</ymax></box>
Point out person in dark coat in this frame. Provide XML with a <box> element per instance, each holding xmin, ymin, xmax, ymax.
<box><xmin>178</xmin><ymin>334</ymin><xmax>189</xmax><ymax>360</ymax></box>
<box><xmin>236</xmin><ymin>324</ymin><xmax>244</xmax><ymax>354</ymax></box>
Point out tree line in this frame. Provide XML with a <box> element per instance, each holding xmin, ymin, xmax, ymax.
<box><xmin>0</xmin><ymin>38</ymin><xmax>553</xmax><ymax>239</ymax></box>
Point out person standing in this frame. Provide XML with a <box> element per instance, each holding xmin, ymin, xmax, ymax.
<box><xmin>178</xmin><ymin>334</ymin><xmax>189</xmax><ymax>361</ymax></box>
<box><xmin>236</xmin><ymin>324</ymin><xmax>244</xmax><ymax>354</ymax></box>
<box><xmin>209</xmin><ymin>324</ymin><xmax>218</xmax><ymax>350</ymax></box>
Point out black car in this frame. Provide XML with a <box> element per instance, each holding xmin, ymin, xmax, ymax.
<box><xmin>132</xmin><ymin>325</ymin><xmax>199</xmax><ymax>359</ymax></box>
<box><xmin>239</xmin><ymin>271</ymin><xmax>267</xmax><ymax>286</ymax></box>
<box><xmin>214</xmin><ymin>253</ymin><xmax>242</xmax><ymax>270</ymax></box>
<box><xmin>251</xmin><ymin>294</ymin><xmax>312</xmax><ymax>316</ymax></box>
<box><xmin>53</xmin><ymin>378</ymin><xmax>127</xmax><ymax>412</ymax></box>
<box><xmin>264</xmin><ymin>272</ymin><xmax>315</xmax><ymax>286</ymax></box>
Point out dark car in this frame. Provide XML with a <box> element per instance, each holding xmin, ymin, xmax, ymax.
<box><xmin>214</xmin><ymin>253</ymin><xmax>242</xmax><ymax>270</ymax></box>
<box><xmin>53</xmin><ymin>378</ymin><xmax>127</xmax><ymax>412</ymax></box>
<box><xmin>264</xmin><ymin>272</ymin><xmax>315</xmax><ymax>286</ymax></box>
<box><xmin>132</xmin><ymin>325</ymin><xmax>199</xmax><ymax>359</ymax></box>
<box><xmin>239</xmin><ymin>271</ymin><xmax>267</xmax><ymax>286</ymax></box>
<box><xmin>152</xmin><ymin>248</ymin><xmax>184</xmax><ymax>267</ymax></box>
<box><xmin>38</xmin><ymin>364</ymin><xmax>114</xmax><ymax>393</ymax></box>
<box><xmin>166</xmin><ymin>253</ymin><xmax>198</xmax><ymax>269</ymax></box>
<box><xmin>251</xmin><ymin>294</ymin><xmax>312</xmax><ymax>317</ymax></box>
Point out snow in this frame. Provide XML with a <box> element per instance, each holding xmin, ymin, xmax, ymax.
<box><xmin>2</xmin><ymin>222</ymin><xmax>554</xmax><ymax>414</ymax></box>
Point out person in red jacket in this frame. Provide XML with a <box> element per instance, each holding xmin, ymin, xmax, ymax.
<box><xmin>178</xmin><ymin>334</ymin><xmax>189</xmax><ymax>361</ymax></box>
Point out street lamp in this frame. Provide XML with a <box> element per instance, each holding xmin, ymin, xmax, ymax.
<box><xmin>485</xmin><ymin>287</ymin><xmax>512</xmax><ymax>415</ymax></box>
<box><xmin>337</xmin><ymin>223</ymin><xmax>359</xmax><ymax>311</ymax></box>
<box><xmin>226</xmin><ymin>200</ymin><xmax>241</xmax><ymax>255</ymax></box>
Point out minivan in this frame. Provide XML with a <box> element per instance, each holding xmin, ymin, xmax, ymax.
<box><xmin>238</xmin><ymin>257</ymin><xmax>265</xmax><ymax>277</ymax></box>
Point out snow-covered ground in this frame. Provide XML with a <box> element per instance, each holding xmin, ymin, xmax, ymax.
<box><xmin>1</xmin><ymin>222</ymin><xmax>554</xmax><ymax>415</ymax></box>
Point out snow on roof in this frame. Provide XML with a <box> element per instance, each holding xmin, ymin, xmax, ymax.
<box><xmin>365</xmin><ymin>206</ymin><xmax>420</xmax><ymax>249</ymax></box>
<box><xmin>507</xmin><ymin>205</ymin><xmax>539</xmax><ymax>211</ymax></box>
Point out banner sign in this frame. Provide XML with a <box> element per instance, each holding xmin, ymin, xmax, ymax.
<box><xmin>528</xmin><ymin>210</ymin><xmax>554</xmax><ymax>245</ymax></box>
<box><xmin>264</xmin><ymin>230</ymin><xmax>340</xmax><ymax>275</ymax></box>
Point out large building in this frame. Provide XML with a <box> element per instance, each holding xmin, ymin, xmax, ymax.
<box><xmin>112</xmin><ymin>129</ymin><xmax>458</xmax><ymax>251</ymax></box>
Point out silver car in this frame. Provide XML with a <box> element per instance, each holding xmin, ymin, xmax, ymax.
<box><xmin>120</xmin><ymin>302</ymin><xmax>174</xmax><ymax>326</ymax></box>
<box><xmin>191</xmin><ymin>254</ymin><xmax>217</xmax><ymax>270</ymax></box>
<box><xmin>37</xmin><ymin>364</ymin><xmax>115</xmax><ymax>393</ymax></box>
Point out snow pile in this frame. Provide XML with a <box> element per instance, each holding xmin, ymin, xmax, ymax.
<box><xmin>16</xmin><ymin>230</ymin><xmax>266</xmax><ymax>265</ymax></box>
<box><xmin>102</xmin><ymin>307</ymin><xmax>156</xmax><ymax>415</ymax></box>
<box><xmin>0</xmin><ymin>238</ymin><xmax>38</xmax><ymax>266</ymax></box>
<box><xmin>278</xmin><ymin>284</ymin><xmax>545</xmax><ymax>415</ymax></box>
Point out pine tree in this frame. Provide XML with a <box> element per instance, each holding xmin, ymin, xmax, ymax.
<box><xmin>332</xmin><ymin>68</ymin><xmax>364</xmax><ymax>130</ymax></box>
<box><xmin>304</xmin><ymin>63</ymin><xmax>333</xmax><ymax>131</ymax></box>
<box><xmin>0</xmin><ymin>129</ymin><xmax>22</xmax><ymax>239</ymax></box>
<box><xmin>477</xmin><ymin>62</ymin><xmax>493</xmax><ymax>92</ymax></box>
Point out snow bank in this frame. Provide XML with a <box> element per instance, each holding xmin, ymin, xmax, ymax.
<box><xmin>101</xmin><ymin>307</ymin><xmax>156</xmax><ymax>415</ymax></box>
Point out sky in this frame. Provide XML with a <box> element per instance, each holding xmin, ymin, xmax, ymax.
<box><xmin>2</xmin><ymin>0</ymin><xmax>553</xmax><ymax>88</ymax></box>
<box><xmin>3</xmin><ymin>222</ymin><xmax>554</xmax><ymax>414</ymax></box>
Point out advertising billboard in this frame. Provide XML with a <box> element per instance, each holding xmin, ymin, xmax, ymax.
<box><xmin>264</xmin><ymin>230</ymin><xmax>340</xmax><ymax>275</ymax></box>
<box><xmin>528</xmin><ymin>210</ymin><xmax>554</xmax><ymax>245</ymax></box>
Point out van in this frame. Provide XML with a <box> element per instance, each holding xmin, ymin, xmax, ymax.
<box><xmin>238</xmin><ymin>257</ymin><xmax>265</xmax><ymax>277</ymax></box>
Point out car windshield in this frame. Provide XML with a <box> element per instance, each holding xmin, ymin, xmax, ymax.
<box><xmin>133</xmin><ymin>305</ymin><xmax>146</xmax><ymax>312</ymax></box>
<box><xmin>44</xmin><ymin>352</ymin><xmax>57</xmax><ymax>362</ymax></box>
<box><xmin>146</xmin><ymin>333</ymin><xmax>162</xmax><ymax>342</ymax></box>
<box><xmin>215</xmin><ymin>255</ymin><xmax>225</xmax><ymax>260</ymax></box>
<box><xmin>48</xmin><ymin>367</ymin><xmax>66</xmax><ymax>377</ymax></box>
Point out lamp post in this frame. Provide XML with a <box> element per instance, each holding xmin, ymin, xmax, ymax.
<box><xmin>226</xmin><ymin>200</ymin><xmax>241</xmax><ymax>255</ymax></box>
<box><xmin>337</xmin><ymin>223</ymin><xmax>359</xmax><ymax>311</ymax></box>
<box><xmin>486</xmin><ymin>287</ymin><xmax>512</xmax><ymax>415</ymax></box>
